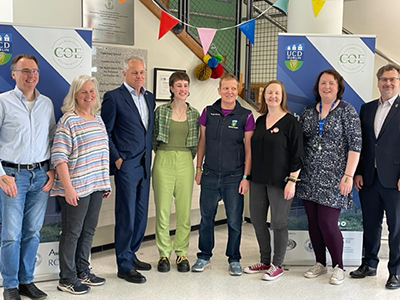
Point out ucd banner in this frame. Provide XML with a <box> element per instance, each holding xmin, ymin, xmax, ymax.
<box><xmin>0</xmin><ymin>23</ymin><xmax>92</xmax><ymax>282</ymax></box>
<box><xmin>277</xmin><ymin>33</ymin><xmax>375</xmax><ymax>266</ymax></box>
<box><xmin>0</xmin><ymin>24</ymin><xmax>92</xmax><ymax>120</ymax></box>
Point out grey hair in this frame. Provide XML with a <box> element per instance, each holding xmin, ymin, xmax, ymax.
<box><xmin>123</xmin><ymin>56</ymin><xmax>146</xmax><ymax>72</ymax></box>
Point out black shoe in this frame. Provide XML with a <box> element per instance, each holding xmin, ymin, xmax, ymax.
<box><xmin>132</xmin><ymin>258</ymin><xmax>152</xmax><ymax>271</ymax></box>
<box><xmin>386</xmin><ymin>274</ymin><xmax>400</xmax><ymax>290</ymax></box>
<box><xmin>157</xmin><ymin>257</ymin><xmax>171</xmax><ymax>272</ymax></box>
<box><xmin>78</xmin><ymin>270</ymin><xmax>106</xmax><ymax>286</ymax></box>
<box><xmin>349</xmin><ymin>265</ymin><xmax>377</xmax><ymax>278</ymax></box>
<box><xmin>176</xmin><ymin>256</ymin><xmax>190</xmax><ymax>272</ymax></box>
<box><xmin>3</xmin><ymin>288</ymin><xmax>21</xmax><ymax>300</ymax></box>
<box><xmin>18</xmin><ymin>283</ymin><xmax>47</xmax><ymax>299</ymax></box>
<box><xmin>117</xmin><ymin>269</ymin><xmax>147</xmax><ymax>283</ymax></box>
<box><xmin>57</xmin><ymin>281</ymin><xmax>91</xmax><ymax>295</ymax></box>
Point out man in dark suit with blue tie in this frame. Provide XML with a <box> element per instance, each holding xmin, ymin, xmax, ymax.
<box><xmin>101</xmin><ymin>57</ymin><xmax>155</xmax><ymax>284</ymax></box>
<box><xmin>350</xmin><ymin>64</ymin><xmax>400</xmax><ymax>290</ymax></box>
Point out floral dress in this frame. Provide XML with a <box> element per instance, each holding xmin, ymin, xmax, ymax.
<box><xmin>296</xmin><ymin>100</ymin><xmax>362</xmax><ymax>209</ymax></box>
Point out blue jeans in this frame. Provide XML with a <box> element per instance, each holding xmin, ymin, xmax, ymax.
<box><xmin>0</xmin><ymin>166</ymin><xmax>49</xmax><ymax>288</ymax></box>
<box><xmin>58</xmin><ymin>192</ymin><xmax>103</xmax><ymax>284</ymax></box>
<box><xmin>197</xmin><ymin>169</ymin><xmax>244</xmax><ymax>263</ymax></box>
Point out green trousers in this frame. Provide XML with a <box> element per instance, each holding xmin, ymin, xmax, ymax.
<box><xmin>152</xmin><ymin>150</ymin><xmax>194</xmax><ymax>257</ymax></box>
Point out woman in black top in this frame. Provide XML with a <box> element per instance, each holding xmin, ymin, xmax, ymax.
<box><xmin>244</xmin><ymin>80</ymin><xmax>304</xmax><ymax>281</ymax></box>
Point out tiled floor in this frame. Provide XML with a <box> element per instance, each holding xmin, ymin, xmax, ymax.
<box><xmin>2</xmin><ymin>222</ymin><xmax>396</xmax><ymax>300</ymax></box>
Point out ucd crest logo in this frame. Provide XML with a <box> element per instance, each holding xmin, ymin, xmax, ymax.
<box><xmin>0</xmin><ymin>33</ymin><xmax>12</xmax><ymax>65</ymax></box>
<box><xmin>284</xmin><ymin>43</ymin><xmax>304</xmax><ymax>72</ymax></box>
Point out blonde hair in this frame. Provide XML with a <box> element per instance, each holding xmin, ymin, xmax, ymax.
<box><xmin>61</xmin><ymin>75</ymin><xmax>101</xmax><ymax>115</ymax></box>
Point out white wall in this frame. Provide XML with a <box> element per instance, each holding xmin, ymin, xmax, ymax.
<box><xmin>343</xmin><ymin>0</ymin><xmax>400</xmax><ymax>99</ymax></box>
<box><xmin>0</xmin><ymin>0</ymin><xmax>13</xmax><ymax>23</ymax></box>
<box><xmin>13</xmin><ymin>0</ymin><xmax>81</xmax><ymax>27</ymax></box>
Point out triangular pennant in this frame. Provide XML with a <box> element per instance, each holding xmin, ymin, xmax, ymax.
<box><xmin>197</xmin><ymin>28</ymin><xmax>217</xmax><ymax>55</ymax></box>
<box><xmin>158</xmin><ymin>10</ymin><xmax>179</xmax><ymax>40</ymax></box>
<box><xmin>272</xmin><ymin>0</ymin><xmax>289</xmax><ymax>15</ymax></box>
<box><xmin>311</xmin><ymin>0</ymin><xmax>326</xmax><ymax>17</ymax></box>
<box><xmin>238</xmin><ymin>19</ymin><xmax>255</xmax><ymax>44</ymax></box>
<box><xmin>119</xmin><ymin>0</ymin><xmax>126</xmax><ymax>2</ymax></box>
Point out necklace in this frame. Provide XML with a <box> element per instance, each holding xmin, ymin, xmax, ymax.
<box><xmin>317</xmin><ymin>99</ymin><xmax>337</xmax><ymax>152</ymax></box>
<box><xmin>172</xmin><ymin>103</ymin><xmax>187</xmax><ymax>121</ymax></box>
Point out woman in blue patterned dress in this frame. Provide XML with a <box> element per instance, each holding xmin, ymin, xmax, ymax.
<box><xmin>296</xmin><ymin>69</ymin><xmax>361</xmax><ymax>285</ymax></box>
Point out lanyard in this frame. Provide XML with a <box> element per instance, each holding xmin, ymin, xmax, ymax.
<box><xmin>318</xmin><ymin>99</ymin><xmax>337</xmax><ymax>135</ymax></box>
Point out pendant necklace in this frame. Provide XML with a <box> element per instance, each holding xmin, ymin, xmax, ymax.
<box><xmin>318</xmin><ymin>99</ymin><xmax>337</xmax><ymax>152</ymax></box>
<box><xmin>173</xmin><ymin>103</ymin><xmax>187</xmax><ymax>121</ymax></box>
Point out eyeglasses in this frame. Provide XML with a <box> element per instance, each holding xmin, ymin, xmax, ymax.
<box><xmin>13</xmin><ymin>68</ymin><xmax>40</xmax><ymax>75</ymax></box>
<box><xmin>378</xmin><ymin>77</ymin><xmax>399</xmax><ymax>83</ymax></box>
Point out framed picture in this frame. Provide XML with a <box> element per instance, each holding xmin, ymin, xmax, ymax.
<box><xmin>153</xmin><ymin>68</ymin><xmax>185</xmax><ymax>101</ymax></box>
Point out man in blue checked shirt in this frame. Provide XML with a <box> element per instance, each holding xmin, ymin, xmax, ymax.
<box><xmin>0</xmin><ymin>54</ymin><xmax>56</xmax><ymax>300</ymax></box>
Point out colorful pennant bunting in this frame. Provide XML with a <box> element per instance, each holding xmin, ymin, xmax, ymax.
<box><xmin>197</xmin><ymin>28</ymin><xmax>217</xmax><ymax>55</ymax></box>
<box><xmin>238</xmin><ymin>19</ymin><xmax>255</xmax><ymax>44</ymax></box>
<box><xmin>311</xmin><ymin>0</ymin><xmax>326</xmax><ymax>17</ymax></box>
<box><xmin>158</xmin><ymin>10</ymin><xmax>179</xmax><ymax>40</ymax></box>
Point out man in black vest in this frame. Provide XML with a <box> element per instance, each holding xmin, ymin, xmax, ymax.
<box><xmin>191</xmin><ymin>73</ymin><xmax>255</xmax><ymax>276</ymax></box>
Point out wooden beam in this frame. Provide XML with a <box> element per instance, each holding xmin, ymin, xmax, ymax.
<box><xmin>139</xmin><ymin>0</ymin><xmax>204</xmax><ymax>61</ymax></box>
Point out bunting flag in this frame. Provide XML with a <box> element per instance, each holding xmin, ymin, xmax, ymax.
<box><xmin>272</xmin><ymin>0</ymin><xmax>289</xmax><ymax>15</ymax></box>
<box><xmin>158</xmin><ymin>10</ymin><xmax>179</xmax><ymax>40</ymax></box>
<box><xmin>197</xmin><ymin>28</ymin><xmax>217</xmax><ymax>55</ymax></box>
<box><xmin>311</xmin><ymin>0</ymin><xmax>326</xmax><ymax>17</ymax></box>
<box><xmin>119</xmin><ymin>0</ymin><xmax>126</xmax><ymax>2</ymax></box>
<box><xmin>153</xmin><ymin>1</ymin><xmax>293</xmax><ymax>53</ymax></box>
<box><xmin>238</xmin><ymin>19</ymin><xmax>255</xmax><ymax>44</ymax></box>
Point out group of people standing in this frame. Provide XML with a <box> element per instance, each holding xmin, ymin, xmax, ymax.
<box><xmin>0</xmin><ymin>53</ymin><xmax>399</xmax><ymax>300</ymax></box>
<box><xmin>242</xmin><ymin>64</ymin><xmax>400</xmax><ymax>291</ymax></box>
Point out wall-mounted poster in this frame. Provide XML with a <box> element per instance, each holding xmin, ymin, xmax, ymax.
<box><xmin>83</xmin><ymin>0</ymin><xmax>134</xmax><ymax>45</ymax></box>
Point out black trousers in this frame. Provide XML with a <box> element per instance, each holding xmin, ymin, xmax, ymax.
<box><xmin>359</xmin><ymin>171</ymin><xmax>400</xmax><ymax>275</ymax></box>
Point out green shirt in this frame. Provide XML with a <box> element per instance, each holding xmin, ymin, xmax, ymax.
<box><xmin>153</xmin><ymin>101</ymin><xmax>200</xmax><ymax>158</ymax></box>
<box><xmin>158</xmin><ymin>120</ymin><xmax>189</xmax><ymax>152</ymax></box>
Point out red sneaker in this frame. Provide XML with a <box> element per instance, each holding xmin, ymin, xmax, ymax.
<box><xmin>244</xmin><ymin>262</ymin><xmax>270</xmax><ymax>274</ymax></box>
<box><xmin>262</xmin><ymin>264</ymin><xmax>284</xmax><ymax>281</ymax></box>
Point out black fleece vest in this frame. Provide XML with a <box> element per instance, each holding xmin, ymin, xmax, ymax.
<box><xmin>204</xmin><ymin>100</ymin><xmax>250</xmax><ymax>174</ymax></box>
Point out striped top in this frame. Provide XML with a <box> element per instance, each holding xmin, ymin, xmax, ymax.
<box><xmin>51</xmin><ymin>111</ymin><xmax>111</xmax><ymax>198</ymax></box>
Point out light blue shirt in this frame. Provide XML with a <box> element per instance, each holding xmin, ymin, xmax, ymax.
<box><xmin>123</xmin><ymin>82</ymin><xmax>149</xmax><ymax>130</ymax></box>
<box><xmin>0</xmin><ymin>86</ymin><xmax>56</xmax><ymax>176</ymax></box>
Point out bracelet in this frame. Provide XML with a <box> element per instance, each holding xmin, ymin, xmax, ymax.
<box><xmin>243</xmin><ymin>174</ymin><xmax>249</xmax><ymax>180</ymax></box>
<box><xmin>344</xmin><ymin>173</ymin><xmax>353</xmax><ymax>178</ymax></box>
<box><xmin>284</xmin><ymin>176</ymin><xmax>300</xmax><ymax>183</ymax></box>
<box><xmin>196</xmin><ymin>168</ymin><xmax>202</xmax><ymax>173</ymax></box>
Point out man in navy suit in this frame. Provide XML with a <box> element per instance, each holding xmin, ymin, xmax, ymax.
<box><xmin>101</xmin><ymin>57</ymin><xmax>155</xmax><ymax>284</ymax></box>
<box><xmin>351</xmin><ymin>64</ymin><xmax>400</xmax><ymax>290</ymax></box>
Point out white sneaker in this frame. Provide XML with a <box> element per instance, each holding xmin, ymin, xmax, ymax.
<box><xmin>304</xmin><ymin>262</ymin><xmax>328</xmax><ymax>278</ymax></box>
<box><xmin>330</xmin><ymin>265</ymin><xmax>345</xmax><ymax>285</ymax></box>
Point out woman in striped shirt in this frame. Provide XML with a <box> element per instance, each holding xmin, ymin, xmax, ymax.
<box><xmin>51</xmin><ymin>75</ymin><xmax>111</xmax><ymax>295</ymax></box>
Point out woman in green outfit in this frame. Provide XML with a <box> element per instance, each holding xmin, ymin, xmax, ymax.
<box><xmin>152</xmin><ymin>71</ymin><xmax>200</xmax><ymax>272</ymax></box>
